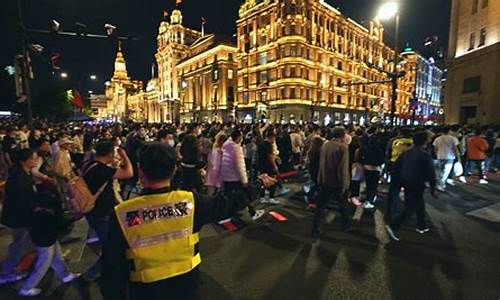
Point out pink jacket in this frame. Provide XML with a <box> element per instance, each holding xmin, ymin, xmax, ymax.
<box><xmin>220</xmin><ymin>138</ymin><xmax>248</xmax><ymax>185</ymax></box>
<box><xmin>205</xmin><ymin>148</ymin><xmax>223</xmax><ymax>188</ymax></box>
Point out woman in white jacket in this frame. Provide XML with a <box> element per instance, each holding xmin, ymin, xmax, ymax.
<box><xmin>205</xmin><ymin>132</ymin><xmax>228</xmax><ymax>196</ymax></box>
<box><xmin>220</xmin><ymin>129</ymin><xmax>265</xmax><ymax>220</ymax></box>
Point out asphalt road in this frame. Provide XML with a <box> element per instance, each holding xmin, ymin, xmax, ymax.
<box><xmin>1</xmin><ymin>174</ymin><xmax>500</xmax><ymax>299</ymax></box>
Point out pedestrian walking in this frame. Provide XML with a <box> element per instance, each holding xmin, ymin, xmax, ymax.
<box><xmin>433</xmin><ymin>126</ymin><xmax>460</xmax><ymax>191</ymax></box>
<box><xmin>460</xmin><ymin>127</ymin><xmax>490</xmax><ymax>184</ymax></box>
<box><xmin>385</xmin><ymin>131</ymin><xmax>438</xmax><ymax>241</ymax></box>
<box><xmin>311</xmin><ymin>127</ymin><xmax>352</xmax><ymax>239</ymax></box>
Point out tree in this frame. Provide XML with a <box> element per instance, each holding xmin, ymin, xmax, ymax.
<box><xmin>31</xmin><ymin>80</ymin><xmax>74</xmax><ymax>121</ymax></box>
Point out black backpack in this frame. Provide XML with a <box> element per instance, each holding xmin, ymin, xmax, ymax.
<box><xmin>360</xmin><ymin>134</ymin><xmax>386</xmax><ymax>166</ymax></box>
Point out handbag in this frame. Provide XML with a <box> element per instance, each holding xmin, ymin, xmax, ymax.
<box><xmin>352</xmin><ymin>163</ymin><xmax>365</xmax><ymax>181</ymax></box>
<box><xmin>67</xmin><ymin>162</ymin><xmax>108</xmax><ymax>219</ymax></box>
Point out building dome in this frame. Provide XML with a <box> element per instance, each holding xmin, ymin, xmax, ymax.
<box><xmin>171</xmin><ymin>9</ymin><xmax>183</xmax><ymax>24</ymax></box>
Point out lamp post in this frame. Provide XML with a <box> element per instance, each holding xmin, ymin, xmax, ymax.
<box><xmin>378</xmin><ymin>2</ymin><xmax>400</xmax><ymax>126</ymax></box>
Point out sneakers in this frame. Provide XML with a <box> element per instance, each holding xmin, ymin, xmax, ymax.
<box><xmin>436</xmin><ymin>185</ymin><xmax>446</xmax><ymax>192</ymax></box>
<box><xmin>416</xmin><ymin>228</ymin><xmax>430</xmax><ymax>234</ymax></box>
<box><xmin>276</xmin><ymin>187</ymin><xmax>290</xmax><ymax>196</ymax></box>
<box><xmin>363</xmin><ymin>202</ymin><xmax>375</xmax><ymax>209</ymax></box>
<box><xmin>251</xmin><ymin>210</ymin><xmax>266</xmax><ymax>221</ymax></box>
<box><xmin>62</xmin><ymin>273</ymin><xmax>80</xmax><ymax>284</ymax></box>
<box><xmin>479</xmin><ymin>179</ymin><xmax>488</xmax><ymax>185</ymax></box>
<box><xmin>385</xmin><ymin>225</ymin><xmax>400</xmax><ymax>241</ymax></box>
<box><xmin>86</xmin><ymin>236</ymin><xmax>99</xmax><ymax>244</ymax></box>
<box><xmin>268</xmin><ymin>198</ymin><xmax>280</xmax><ymax>205</ymax></box>
<box><xmin>0</xmin><ymin>272</ymin><xmax>27</xmax><ymax>284</ymax></box>
<box><xmin>18</xmin><ymin>288</ymin><xmax>42</xmax><ymax>297</ymax></box>
<box><xmin>446</xmin><ymin>179</ymin><xmax>456</xmax><ymax>186</ymax></box>
<box><xmin>458</xmin><ymin>176</ymin><xmax>467</xmax><ymax>183</ymax></box>
<box><xmin>259</xmin><ymin>197</ymin><xmax>269</xmax><ymax>204</ymax></box>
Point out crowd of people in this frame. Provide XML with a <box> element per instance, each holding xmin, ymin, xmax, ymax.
<box><xmin>0</xmin><ymin>117</ymin><xmax>498</xmax><ymax>298</ymax></box>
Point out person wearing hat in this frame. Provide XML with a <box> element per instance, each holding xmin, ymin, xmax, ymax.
<box><xmin>53</xmin><ymin>137</ymin><xmax>74</xmax><ymax>181</ymax></box>
<box><xmin>100</xmin><ymin>142</ymin><xmax>276</xmax><ymax>300</ymax></box>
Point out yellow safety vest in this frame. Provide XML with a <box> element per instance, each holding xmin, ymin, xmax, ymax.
<box><xmin>114</xmin><ymin>191</ymin><xmax>201</xmax><ymax>283</ymax></box>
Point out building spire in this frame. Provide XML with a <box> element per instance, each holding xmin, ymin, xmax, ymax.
<box><xmin>113</xmin><ymin>41</ymin><xmax>128</xmax><ymax>79</ymax></box>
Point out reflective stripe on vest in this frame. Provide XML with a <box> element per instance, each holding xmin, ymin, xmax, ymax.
<box><xmin>114</xmin><ymin>191</ymin><xmax>201</xmax><ymax>283</ymax></box>
<box><xmin>391</xmin><ymin>138</ymin><xmax>414</xmax><ymax>162</ymax></box>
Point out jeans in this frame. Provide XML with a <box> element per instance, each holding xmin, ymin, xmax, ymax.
<box><xmin>20</xmin><ymin>242</ymin><xmax>69</xmax><ymax>290</ymax></box>
<box><xmin>312</xmin><ymin>186</ymin><xmax>351</xmax><ymax>232</ymax></box>
<box><xmin>84</xmin><ymin>215</ymin><xmax>110</xmax><ymax>279</ymax></box>
<box><xmin>1</xmin><ymin>228</ymin><xmax>31</xmax><ymax>275</ymax></box>
<box><xmin>364</xmin><ymin>170</ymin><xmax>380</xmax><ymax>204</ymax></box>
<box><xmin>494</xmin><ymin>153</ymin><xmax>500</xmax><ymax>169</ymax></box>
<box><xmin>464</xmin><ymin>160</ymin><xmax>486</xmax><ymax>179</ymax></box>
<box><xmin>386</xmin><ymin>176</ymin><xmax>401</xmax><ymax>222</ymax></box>
<box><xmin>438</xmin><ymin>159</ymin><xmax>455</xmax><ymax>188</ymax></box>
<box><xmin>390</xmin><ymin>185</ymin><xmax>427</xmax><ymax>231</ymax></box>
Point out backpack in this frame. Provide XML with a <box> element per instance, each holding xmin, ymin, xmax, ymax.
<box><xmin>67</xmin><ymin>162</ymin><xmax>108</xmax><ymax>219</ymax></box>
<box><xmin>390</xmin><ymin>137</ymin><xmax>413</xmax><ymax>163</ymax></box>
<box><xmin>360</xmin><ymin>135</ymin><xmax>385</xmax><ymax>166</ymax></box>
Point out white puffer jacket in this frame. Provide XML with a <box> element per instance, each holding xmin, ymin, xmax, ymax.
<box><xmin>220</xmin><ymin>138</ymin><xmax>248</xmax><ymax>185</ymax></box>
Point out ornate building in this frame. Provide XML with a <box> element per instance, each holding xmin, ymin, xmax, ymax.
<box><xmin>100</xmin><ymin>1</ymin><xmax>441</xmax><ymax>125</ymax></box>
<box><xmin>235</xmin><ymin>0</ymin><xmax>413</xmax><ymax>124</ymax></box>
<box><xmin>446</xmin><ymin>0</ymin><xmax>500</xmax><ymax>124</ymax></box>
<box><xmin>400</xmin><ymin>50</ymin><xmax>444</xmax><ymax>123</ymax></box>
<box><xmin>176</xmin><ymin>35</ymin><xmax>238</xmax><ymax>123</ymax></box>
<box><xmin>156</xmin><ymin>10</ymin><xmax>202</xmax><ymax>123</ymax></box>
<box><xmin>103</xmin><ymin>43</ymin><xmax>143</xmax><ymax>121</ymax></box>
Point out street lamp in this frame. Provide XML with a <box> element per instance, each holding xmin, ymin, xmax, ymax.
<box><xmin>90</xmin><ymin>74</ymin><xmax>97</xmax><ymax>80</ymax></box>
<box><xmin>60</xmin><ymin>72</ymin><xmax>68</xmax><ymax>79</ymax></box>
<box><xmin>377</xmin><ymin>2</ymin><xmax>400</xmax><ymax>126</ymax></box>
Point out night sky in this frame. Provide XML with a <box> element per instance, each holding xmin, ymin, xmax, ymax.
<box><xmin>0</xmin><ymin>0</ymin><xmax>450</xmax><ymax>94</ymax></box>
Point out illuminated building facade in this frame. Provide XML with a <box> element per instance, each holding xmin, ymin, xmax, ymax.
<box><xmin>156</xmin><ymin>10</ymin><xmax>202</xmax><ymax>123</ymax></box>
<box><xmin>103</xmin><ymin>43</ymin><xmax>143</xmax><ymax>121</ymax></box>
<box><xmin>446</xmin><ymin>0</ymin><xmax>500</xmax><ymax>124</ymax></box>
<box><xmin>235</xmin><ymin>0</ymin><xmax>413</xmax><ymax>125</ymax></box>
<box><xmin>126</xmin><ymin>79</ymin><xmax>161</xmax><ymax>123</ymax></box>
<box><xmin>177</xmin><ymin>35</ymin><xmax>238</xmax><ymax>123</ymax></box>
<box><xmin>400</xmin><ymin>50</ymin><xmax>444</xmax><ymax>123</ymax></box>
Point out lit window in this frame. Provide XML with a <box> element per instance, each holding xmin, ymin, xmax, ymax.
<box><xmin>479</xmin><ymin>28</ymin><xmax>486</xmax><ymax>46</ymax></box>
<box><xmin>261</xmin><ymin>34</ymin><xmax>267</xmax><ymax>46</ymax></box>
<box><xmin>259</xmin><ymin>71</ymin><xmax>268</xmax><ymax>83</ymax></box>
<box><xmin>228</xmin><ymin>70</ymin><xmax>234</xmax><ymax>80</ymax></box>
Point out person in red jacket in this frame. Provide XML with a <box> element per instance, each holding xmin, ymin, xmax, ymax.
<box><xmin>460</xmin><ymin>127</ymin><xmax>490</xmax><ymax>184</ymax></box>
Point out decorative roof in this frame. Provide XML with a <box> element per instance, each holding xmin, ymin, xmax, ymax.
<box><xmin>113</xmin><ymin>41</ymin><xmax>129</xmax><ymax>80</ymax></box>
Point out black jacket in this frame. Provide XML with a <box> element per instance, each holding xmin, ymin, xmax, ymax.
<box><xmin>1</xmin><ymin>167</ymin><xmax>36</xmax><ymax>228</ymax></box>
<box><xmin>101</xmin><ymin>184</ymin><xmax>260</xmax><ymax>300</ymax></box>
<box><xmin>395</xmin><ymin>147</ymin><xmax>437</xmax><ymax>189</ymax></box>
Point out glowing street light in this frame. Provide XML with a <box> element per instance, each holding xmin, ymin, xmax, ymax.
<box><xmin>60</xmin><ymin>72</ymin><xmax>68</xmax><ymax>79</ymax></box>
<box><xmin>90</xmin><ymin>74</ymin><xmax>97</xmax><ymax>80</ymax></box>
<box><xmin>377</xmin><ymin>2</ymin><xmax>400</xmax><ymax>126</ymax></box>
<box><xmin>377</xmin><ymin>2</ymin><xmax>399</xmax><ymax>20</ymax></box>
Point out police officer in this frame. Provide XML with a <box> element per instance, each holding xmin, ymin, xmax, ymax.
<box><xmin>101</xmin><ymin>142</ymin><xmax>276</xmax><ymax>300</ymax></box>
